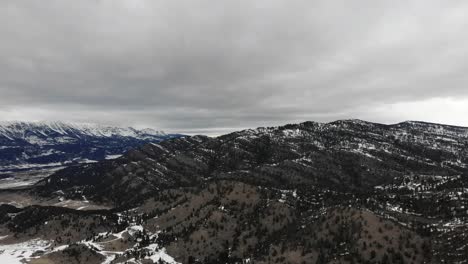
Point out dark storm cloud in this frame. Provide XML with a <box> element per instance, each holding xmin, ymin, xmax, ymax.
<box><xmin>1</xmin><ymin>0</ymin><xmax>468</xmax><ymax>135</ymax></box>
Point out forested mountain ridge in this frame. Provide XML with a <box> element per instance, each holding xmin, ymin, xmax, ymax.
<box><xmin>0</xmin><ymin>119</ymin><xmax>467</xmax><ymax>263</ymax></box>
<box><xmin>40</xmin><ymin>119</ymin><xmax>468</xmax><ymax>204</ymax></box>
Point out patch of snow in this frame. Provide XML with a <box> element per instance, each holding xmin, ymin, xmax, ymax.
<box><xmin>127</xmin><ymin>225</ymin><xmax>144</xmax><ymax>236</ymax></box>
<box><xmin>145</xmin><ymin>244</ymin><xmax>180</xmax><ymax>264</ymax></box>
<box><xmin>105</xmin><ymin>154</ymin><xmax>122</xmax><ymax>160</ymax></box>
<box><xmin>0</xmin><ymin>239</ymin><xmax>49</xmax><ymax>263</ymax></box>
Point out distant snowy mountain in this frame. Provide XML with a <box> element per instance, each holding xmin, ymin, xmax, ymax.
<box><xmin>0</xmin><ymin>121</ymin><xmax>168</xmax><ymax>143</ymax></box>
<box><xmin>0</xmin><ymin>121</ymin><xmax>184</xmax><ymax>187</ymax></box>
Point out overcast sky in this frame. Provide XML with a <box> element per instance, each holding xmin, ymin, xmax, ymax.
<box><xmin>1</xmin><ymin>1</ymin><xmax>468</xmax><ymax>135</ymax></box>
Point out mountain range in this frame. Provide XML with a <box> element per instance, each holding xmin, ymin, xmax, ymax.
<box><xmin>0</xmin><ymin>119</ymin><xmax>467</xmax><ymax>263</ymax></box>
<box><xmin>0</xmin><ymin>121</ymin><xmax>183</xmax><ymax>189</ymax></box>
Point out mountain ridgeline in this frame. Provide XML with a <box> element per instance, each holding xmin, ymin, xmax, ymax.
<box><xmin>1</xmin><ymin>119</ymin><xmax>467</xmax><ymax>264</ymax></box>
<box><xmin>41</xmin><ymin>120</ymin><xmax>467</xmax><ymax>205</ymax></box>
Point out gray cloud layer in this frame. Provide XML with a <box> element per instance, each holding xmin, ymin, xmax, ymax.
<box><xmin>1</xmin><ymin>0</ymin><xmax>468</xmax><ymax>135</ymax></box>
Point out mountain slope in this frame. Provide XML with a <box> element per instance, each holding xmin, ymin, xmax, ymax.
<box><xmin>1</xmin><ymin>119</ymin><xmax>467</xmax><ymax>263</ymax></box>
